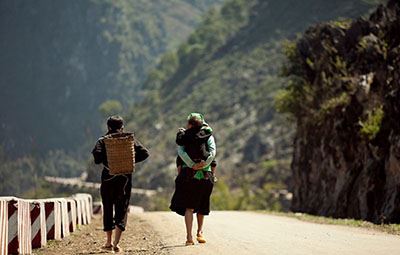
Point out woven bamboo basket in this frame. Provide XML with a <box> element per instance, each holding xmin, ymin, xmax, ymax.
<box><xmin>103</xmin><ymin>133</ymin><xmax>135</xmax><ymax>175</ymax></box>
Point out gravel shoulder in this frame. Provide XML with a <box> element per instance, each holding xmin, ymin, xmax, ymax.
<box><xmin>35</xmin><ymin>214</ymin><xmax>169</xmax><ymax>255</ymax></box>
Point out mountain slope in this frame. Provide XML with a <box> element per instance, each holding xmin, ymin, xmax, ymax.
<box><xmin>0</xmin><ymin>0</ymin><xmax>221</xmax><ymax>156</ymax></box>
<box><xmin>124</xmin><ymin>0</ymin><xmax>377</xmax><ymax>210</ymax></box>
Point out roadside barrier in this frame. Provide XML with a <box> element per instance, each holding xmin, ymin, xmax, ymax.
<box><xmin>27</xmin><ymin>200</ymin><xmax>46</xmax><ymax>249</ymax></box>
<box><xmin>58</xmin><ymin>198</ymin><xmax>70</xmax><ymax>238</ymax></box>
<box><xmin>66</xmin><ymin>199</ymin><xmax>77</xmax><ymax>232</ymax></box>
<box><xmin>0</xmin><ymin>193</ymin><xmax>92</xmax><ymax>255</ymax></box>
<box><xmin>43</xmin><ymin>199</ymin><xmax>62</xmax><ymax>241</ymax></box>
<box><xmin>0</xmin><ymin>200</ymin><xmax>8</xmax><ymax>255</ymax></box>
<box><xmin>73</xmin><ymin>194</ymin><xmax>92</xmax><ymax>225</ymax></box>
<box><xmin>73</xmin><ymin>195</ymin><xmax>86</xmax><ymax>225</ymax></box>
<box><xmin>0</xmin><ymin>198</ymin><xmax>32</xmax><ymax>255</ymax></box>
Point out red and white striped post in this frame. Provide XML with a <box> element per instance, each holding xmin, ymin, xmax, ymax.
<box><xmin>72</xmin><ymin>194</ymin><xmax>92</xmax><ymax>226</ymax></box>
<box><xmin>42</xmin><ymin>199</ymin><xmax>62</xmax><ymax>241</ymax></box>
<box><xmin>87</xmin><ymin>195</ymin><xmax>93</xmax><ymax>219</ymax></box>
<box><xmin>28</xmin><ymin>200</ymin><xmax>47</xmax><ymax>249</ymax></box>
<box><xmin>17</xmin><ymin>200</ymin><xmax>32</xmax><ymax>254</ymax></box>
<box><xmin>74</xmin><ymin>196</ymin><xmax>83</xmax><ymax>227</ymax></box>
<box><xmin>75</xmin><ymin>194</ymin><xmax>92</xmax><ymax>224</ymax></box>
<box><xmin>0</xmin><ymin>193</ymin><xmax>92</xmax><ymax>254</ymax></box>
<box><xmin>0</xmin><ymin>197</ymin><xmax>32</xmax><ymax>255</ymax></box>
<box><xmin>54</xmin><ymin>198</ymin><xmax>70</xmax><ymax>238</ymax></box>
<box><xmin>38</xmin><ymin>201</ymin><xmax>46</xmax><ymax>247</ymax></box>
<box><xmin>6</xmin><ymin>198</ymin><xmax>18</xmax><ymax>254</ymax></box>
<box><xmin>0</xmin><ymin>200</ymin><xmax>8</xmax><ymax>255</ymax></box>
<box><xmin>66</xmin><ymin>199</ymin><xmax>77</xmax><ymax>233</ymax></box>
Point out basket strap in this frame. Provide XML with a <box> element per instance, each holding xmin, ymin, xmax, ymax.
<box><xmin>102</xmin><ymin>166</ymin><xmax>130</xmax><ymax>196</ymax></box>
<box><xmin>103</xmin><ymin>165</ymin><xmax>130</xmax><ymax>181</ymax></box>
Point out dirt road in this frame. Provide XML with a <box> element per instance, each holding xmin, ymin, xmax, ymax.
<box><xmin>37</xmin><ymin>211</ymin><xmax>400</xmax><ymax>255</ymax></box>
<box><xmin>139</xmin><ymin>211</ymin><xmax>400</xmax><ymax>255</ymax></box>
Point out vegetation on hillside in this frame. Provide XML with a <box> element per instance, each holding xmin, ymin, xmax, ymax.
<box><xmin>281</xmin><ymin>0</ymin><xmax>400</xmax><ymax>223</ymax></box>
<box><xmin>110</xmin><ymin>0</ymin><xmax>377</xmax><ymax>211</ymax></box>
<box><xmin>0</xmin><ymin>0</ymin><xmax>381</xmax><ymax>212</ymax></box>
<box><xmin>95</xmin><ymin>0</ymin><xmax>224</xmax><ymax>96</ymax></box>
<box><xmin>0</xmin><ymin>0</ymin><xmax>221</xmax><ymax>198</ymax></box>
<box><xmin>0</xmin><ymin>0</ymin><xmax>221</xmax><ymax>156</ymax></box>
<box><xmin>0</xmin><ymin>146</ymin><xmax>85</xmax><ymax>197</ymax></box>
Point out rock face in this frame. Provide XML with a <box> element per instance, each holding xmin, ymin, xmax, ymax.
<box><xmin>286</xmin><ymin>0</ymin><xmax>400</xmax><ymax>223</ymax></box>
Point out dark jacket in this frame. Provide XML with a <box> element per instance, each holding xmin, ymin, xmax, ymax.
<box><xmin>176</xmin><ymin>126</ymin><xmax>211</xmax><ymax>163</ymax></box>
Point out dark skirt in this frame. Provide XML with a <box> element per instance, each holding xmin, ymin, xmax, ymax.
<box><xmin>170</xmin><ymin>167</ymin><xmax>214</xmax><ymax>216</ymax></box>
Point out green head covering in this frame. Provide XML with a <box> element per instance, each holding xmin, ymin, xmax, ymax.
<box><xmin>187</xmin><ymin>113</ymin><xmax>205</xmax><ymax>128</ymax></box>
<box><xmin>187</xmin><ymin>112</ymin><xmax>204</xmax><ymax>122</ymax></box>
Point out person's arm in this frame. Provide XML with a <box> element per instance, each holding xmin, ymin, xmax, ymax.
<box><xmin>176</xmin><ymin>128</ymin><xmax>187</xmax><ymax>146</ymax></box>
<box><xmin>204</xmin><ymin>136</ymin><xmax>216</xmax><ymax>167</ymax></box>
<box><xmin>134</xmin><ymin>139</ymin><xmax>150</xmax><ymax>163</ymax></box>
<box><xmin>177</xmin><ymin>146</ymin><xmax>195</xmax><ymax>168</ymax></box>
<box><xmin>92</xmin><ymin>139</ymin><xmax>105</xmax><ymax>164</ymax></box>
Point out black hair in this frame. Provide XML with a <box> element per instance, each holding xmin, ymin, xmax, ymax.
<box><xmin>107</xmin><ymin>115</ymin><xmax>124</xmax><ymax>132</ymax></box>
<box><xmin>188</xmin><ymin>116</ymin><xmax>203</xmax><ymax>128</ymax></box>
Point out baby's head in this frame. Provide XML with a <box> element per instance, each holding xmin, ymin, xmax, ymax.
<box><xmin>187</xmin><ymin>113</ymin><xmax>204</xmax><ymax>129</ymax></box>
<box><xmin>107</xmin><ymin>115</ymin><xmax>124</xmax><ymax>133</ymax></box>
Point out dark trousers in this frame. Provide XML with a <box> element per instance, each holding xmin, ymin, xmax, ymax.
<box><xmin>100</xmin><ymin>174</ymin><xmax>132</xmax><ymax>231</ymax></box>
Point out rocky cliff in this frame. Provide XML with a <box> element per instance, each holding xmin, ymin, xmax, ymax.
<box><xmin>283</xmin><ymin>0</ymin><xmax>400</xmax><ymax>223</ymax></box>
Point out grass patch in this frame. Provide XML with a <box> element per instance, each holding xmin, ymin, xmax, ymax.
<box><xmin>359</xmin><ymin>105</ymin><xmax>384</xmax><ymax>140</ymax></box>
<box><xmin>259</xmin><ymin>211</ymin><xmax>400</xmax><ymax>235</ymax></box>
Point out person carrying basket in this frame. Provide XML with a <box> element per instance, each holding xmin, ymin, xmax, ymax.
<box><xmin>92</xmin><ymin>115</ymin><xmax>149</xmax><ymax>252</ymax></box>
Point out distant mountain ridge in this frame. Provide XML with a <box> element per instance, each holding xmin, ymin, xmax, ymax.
<box><xmin>0</xmin><ymin>0</ymin><xmax>222</xmax><ymax>156</ymax></box>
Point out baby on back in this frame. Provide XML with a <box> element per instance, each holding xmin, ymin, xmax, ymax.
<box><xmin>175</xmin><ymin>113</ymin><xmax>216</xmax><ymax>172</ymax></box>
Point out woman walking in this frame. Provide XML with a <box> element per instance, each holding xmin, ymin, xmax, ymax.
<box><xmin>170</xmin><ymin>113</ymin><xmax>216</xmax><ymax>245</ymax></box>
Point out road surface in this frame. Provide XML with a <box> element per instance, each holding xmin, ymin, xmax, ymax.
<box><xmin>139</xmin><ymin>211</ymin><xmax>400</xmax><ymax>255</ymax></box>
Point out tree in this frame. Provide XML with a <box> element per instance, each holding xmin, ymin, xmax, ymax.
<box><xmin>98</xmin><ymin>100</ymin><xmax>123</xmax><ymax>117</ymax></box>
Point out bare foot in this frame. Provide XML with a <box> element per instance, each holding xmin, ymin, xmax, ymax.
<box><xmin>101</xmin><ymin>244</ymin><xmax>113</xmax><ymax>251</ymax></box>
<box><xmin>113</xmin><ymin>243</ymin><xmax>122</xmax><ymax>253</ymax></box>
<box><xmin>185</xmin><ymin>239</ymin><xmax>195</xmax><ymax>246</ymax></box>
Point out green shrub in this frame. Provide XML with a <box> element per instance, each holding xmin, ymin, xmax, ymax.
<box><xmin>98</xmin><ymin>100</ymin><xmax>123</xmax><ymax>117</ymax></box>
<box><xmin>211</xmin><ymin>179</ymin><xmax>237</xmax><ymax>210</ymax></box>
<box><xmin>261</xmin><ymin>159</ymin><xmax>278</xmax><ymax>170</ymax></box>
<box><xmin>320</xmin><ymin>92</ymin><xmax>350</xmax><ymax>115</ymax></box>
<box><xmin>274</xmin><ymin>89</ymin><xmax>295</xmax><ymax>114</ymax></box>
<box><xmin>329</xmin><ymin>18</ymin><xmax>352</xmax><ymax>29</ymax></box>
<box><xmin>360</xmin><ymin>105</ymin><xmax>384</xmax><ymax>140</ymax></box>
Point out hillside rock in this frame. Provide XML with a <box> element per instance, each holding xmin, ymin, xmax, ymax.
<box><xmin>287</xmin><ymin>0</ymin><xmax>400</xmax><ymax>223</ymax></box>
